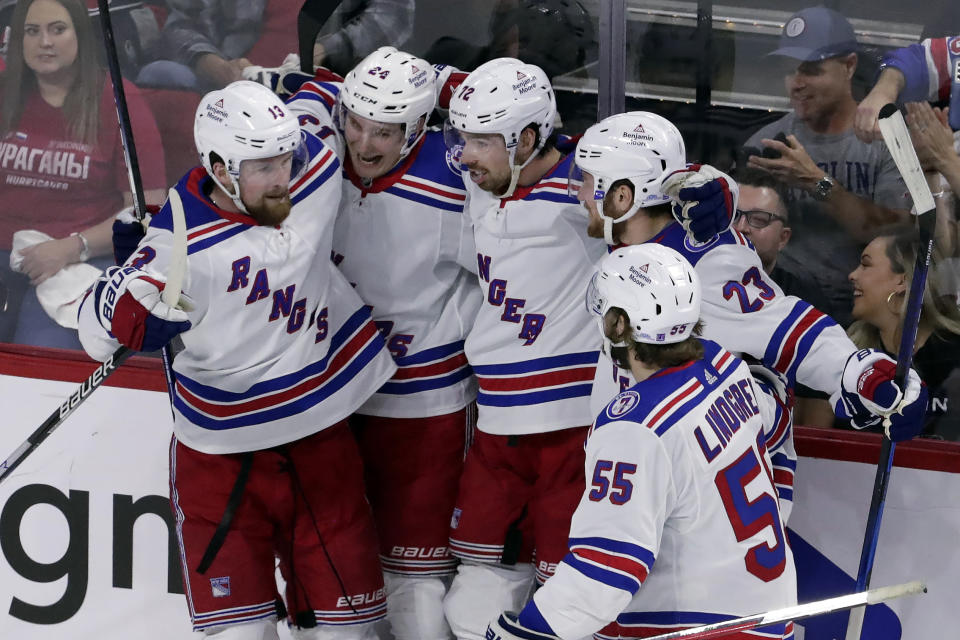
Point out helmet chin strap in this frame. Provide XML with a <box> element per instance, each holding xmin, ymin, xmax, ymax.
<box><xmin>495</xmin><ymin>137</ymin><xmax>546</xmax><ymax>199</ymax></box>
<box><xmin>213</xmin><ymin>173</ymin><xmax>250</xmax><ymax>215</ymax></box>
<box><xmin>600</xmin><ymin>201</ymin><xmax>643</xmax><ymax>245</ymax></box>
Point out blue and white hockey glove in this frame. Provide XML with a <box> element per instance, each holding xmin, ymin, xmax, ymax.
<box><xmin>112</xmin><ymin>205</ymin><xmax>158</xmax><ymax>266</ymax></box>
<box><xmin>661</xmin><ymin>163</ymin><xmax>739</xmax><ymax>243</ymax></box>
<box><xmin>834</xmin><ymin>349</ymin><xmax>928</xmax><ymax>442</ymax></box>
<box><xmin>93</xmin><ymin>266</ymin><xmax>191</xmax><ymax>352</ymax></box>
<box><xmin>486</xmin><ymin>612</ymin><xmax>560</xmax><ymax>640</ymax></box>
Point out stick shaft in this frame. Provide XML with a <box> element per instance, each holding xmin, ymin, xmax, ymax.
<box><xmin>0</xmin><ymin>347</ymin><xmax>133</xmax><ymax>483</ymax></box>
<box><xmin>845</xmin><ymin>103</ymin><xmax>937</xmax><ymax>640</ymax></box>
<box><xmin>96</xmin><ymin>0</ymin><xmax>147</xmax><ymax>220</ymax></box>
<box><xmin>646</xmin><ymin>581</ymin><xmax>925</xmax><ymax>640</ymax></box>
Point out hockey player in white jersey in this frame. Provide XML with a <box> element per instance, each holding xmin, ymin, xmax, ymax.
<box><xmin>283</xmin><ymin>47</ymin><xmax>480</xmax><ymax>640</ymax></box>
<box><xmin>437</xmin><ymin>57</ymin><xmax>608</xmax><ymax>640</ymax></box>
<box><xmin>577</xmin><ymin>112</ymin><xmax>929</xmax><ymax>515</ymax></box>
<box><xmin>487</xmin><ymin>244</ymin><xmax>798</xmax><ymax>640</ymax></box>
<box><xmin>77</xmin><ymin>81</ymin><xmax>397</xmax><ymax>640</ymax></box>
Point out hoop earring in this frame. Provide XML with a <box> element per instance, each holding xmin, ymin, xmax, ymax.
<box><xmin>886</xmin><ymin>290</ymin><xmax>904</xmax><ymax>313</ymax></box>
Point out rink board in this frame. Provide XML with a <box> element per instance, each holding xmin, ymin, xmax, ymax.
<box><xmin>0</xmin><ymin>346</ymin><xmax>957</xmax><ymax>639</ymax></box>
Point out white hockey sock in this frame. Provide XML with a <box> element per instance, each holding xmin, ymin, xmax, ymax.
<box><xmin>384</xmin><ymin>573</ymin><xmax>453</xmax><ymax>640</ymax></box>
<box><xmin>443</xmin><ymin>562</ymin><xmax>535</xmax><ymax>640</ymax></box>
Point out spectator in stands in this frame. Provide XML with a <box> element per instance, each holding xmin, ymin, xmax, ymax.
<box><xmin>846</xmin><ymin>227</ymin><xmax>960</xmax><ymax>440</ymax></box>
<box><xmin>743</xmin><ymin>6</ymin><xmax>910</xmax><ymax>328</ymax></box>
<box><xmin>0</xmin><ymin>0</ymin><xmax>166</xmax><ymax>348</ymax></box>
<box><xmin>137</xmin><ymin>0</ymin><xmax>415</xmax><ymax>90</ymax></box>
<box><xmin>734</xmin><ymin>168</ymin><xmax>835</xmax><ymax>428</ymax></box>
<box><xmin>425</xmin><ymin>0</ymin><xmax>595</xmax><ymax>81</ymax></box>
<box><xmin>734</xmin><ymin>167</ymin><xmax>830</xmax><ymax>309</ymax></box>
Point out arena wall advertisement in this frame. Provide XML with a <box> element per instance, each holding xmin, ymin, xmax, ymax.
<box><xmin>0</xmin><ymin>346</ymin><xmax>957</xmax><ymax>639</ymax></box>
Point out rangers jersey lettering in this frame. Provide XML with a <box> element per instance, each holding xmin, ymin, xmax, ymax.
<box><xmin>464</xmin><ymin>153</ymin><xmax>607</xmax><ymax>434</ymax></box>
<box><xmin>78</xmin><ymin>132</ymin><xmax>397</xmax><ymax>453</ymax></box>
<box><xmin>286</xmin><ymin>79</ymin><xmax>481</xmax><ymax>418</ymax></box>
<box><xmin>524</xmin><ymin>339</ymin><xmax>796</xmax><ymax>640</ymax></box>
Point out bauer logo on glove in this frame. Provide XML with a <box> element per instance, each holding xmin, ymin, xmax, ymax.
<box><xmin>93</xmin><ymin>266</ymin><xmax>191</xmax><ymax>352</ymax></box>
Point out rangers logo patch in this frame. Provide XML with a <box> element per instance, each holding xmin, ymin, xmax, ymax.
<box><xmin>607</xmin><ymin>390</ymin><xmax>640</xmax><ymax>419</ymax></box>
<box><xmin>210</xmin><ymin>576</ymin><xmax>231</xmax><ymax>598</ymax></box>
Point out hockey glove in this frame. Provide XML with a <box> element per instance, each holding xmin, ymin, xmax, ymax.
<box><xmin>487</xmin><ymin>612</ymin><xmax>560</xmax><ymax>640</ymax></box>
<box><xmin>834</xmin><ymin>349</ymin><xmax>928</xmax><ymax>441</ymax></box>
<box><xmin>112</xmin><ymin>205</ymin><xmax>159</xmax><ymax>266</ymax></box>
<box><xmin>242</xmin><ymin>53</ymin><xmax>318</xmax><ymax>97</ymax></box>
<box><xmin>661</xmin><ymin>164</ymin><xmax>739</xmax><ymax>243</ymax></box>
<box><xmin>93</xmin><ymin>266</ymin><xmax>191</xmax><ymax>352</ymax></box>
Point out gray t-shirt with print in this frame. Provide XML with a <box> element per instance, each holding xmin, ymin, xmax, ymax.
<box><xmin>744</xmin><ymin>112</ymin><xmax>909</xmax><ymax>326</ymax></box>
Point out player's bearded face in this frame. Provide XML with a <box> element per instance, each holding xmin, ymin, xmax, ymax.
<box><xmin>239</xmin><ymin>154</ymin><xmax>294</xmax><ymax>226</ymax></box>
<box><xmin>460</xmin><ymin>132</ymin><xmax>512</xmax><ymax>194</ymax></box>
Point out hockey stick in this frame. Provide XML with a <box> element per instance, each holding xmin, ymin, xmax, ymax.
<box><xmin>0</xmin><ymin>197</ymin><xmax>187</xmax><ymax>485</ymax></box>
<box><xmin>96</xmin><ymin>0</ymin><xmax>147</xmax><ymax>222</ymax></box>
<box><xmin>642</xmin><ymin>581</ymin><xmax>925</xmax><ymax>640</ymax></box>
<box><xmin>843</xmin><ymin>103</ymin><xmax>937</xmax><ymax>640</ymax></box>
<box><xmin>298</xmin><ymin>0</ymin><xmax>345</xmax><ymax>73</ymax></box>
<box><xmin>0</xmin><ymin>4</ymin><xmax>189</xmax><ymax>485</ymax></box>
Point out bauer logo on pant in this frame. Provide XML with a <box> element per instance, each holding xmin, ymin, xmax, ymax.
<box><xmin>210</xmin><ymin>576</ymin><xmax>231</xmax><ymax>598</ymax></box>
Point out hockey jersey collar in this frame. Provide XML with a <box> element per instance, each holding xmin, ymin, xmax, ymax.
<box><xmin>343</xmin><ymin>135</ymin><xmax>426</xmax><ymax>194</ymax></box>
<box><xmin>185</xmin><ymin>167</ymin><xmax>260</xmax><ymax>227</ymax></box>
<box><xmin>498</xmin><ymin>153</ymin><xmax>572</xmax><ymax>205</ymax></box>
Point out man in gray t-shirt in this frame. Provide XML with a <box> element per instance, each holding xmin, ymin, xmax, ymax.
<box><xmin>743</xmin><ymin>7</ymin><xmax>909</xmax><ymax>326</ymax></box>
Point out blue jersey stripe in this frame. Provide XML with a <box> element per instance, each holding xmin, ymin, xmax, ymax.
<box><xmin>473</xmin><ymin>351</ymin><xmax>599</xmax><ymax>376</ymax></box>
<box><xmin>763</xmin><ymin>301</ymin><xmax>811</xmax><ymax>369</ymax></box>
<box><xmin>784</xmin><ymin>314</ymin><xmax>837</xmax><ymax>384</ymax></box>
<box><xmin>292</xmin><ymin>156</ymin><xmax>340</xmax><ymax>206</ymax></box>
<box><xmin>568</xmin><ymin>536</ymin><xmax>657</xmax><ymax>568</ymax></box>
<box><xmin>524</xmin><ymin>192</ymin><xmax>578</xmax><ymax>204</ymax></box>
<box><xmin>477</xmin><ymin>383</ymin><xmax>593</xmax><ymax>407</ymax></box>
<box><xmin>187</xmin><ymin>224</ymin><xmax>248</xmax><ymax>255</ymax></box>
<box><xmin>383</xmin><ymin>185</ymin><xmax>465</xmax><ymax>212</ymax></box>
<box><xmin>562</xmin><ymin>552</ymin><xmax>641</xmax><ymax>595</ymax></box>
<box><xmin>176</xmin><ymin>306</ymin><xmax>370</xmax><ymax>401</ymax></box>
<box><xmin>175</xmin><ymin>337</ymin><xmax>383</xmax><ymax>430</ymax></box>
<box><xmin>653</xmin><ymin>360</ymin><xmax>742</xmax><ymax>436</ymax></box>
<box><xmin>395</xmin><ymin>340</ymin><xmax>465</xmax><ymax>366</ymax></box>
<box><xmin>379</xmin><ymin>367</ymin><xmax>473</xmax><ymax>394</ymax></box>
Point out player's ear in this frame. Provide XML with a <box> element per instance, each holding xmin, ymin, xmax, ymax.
<box><xmin>614</xmin><ymin>183</ymin><xmax>634</xmax><ymax>214</ymax></box>
<box><xmin>211</xmin><ymin>162</ymin><xmax>234</xmax><ymax>194</ymax></box>
<box><xmin>518</xmin><ymin>126</ymin><xmax>537</xmax><ymax>157</ymax></box>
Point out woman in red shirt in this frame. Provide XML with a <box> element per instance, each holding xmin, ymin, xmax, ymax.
<box><xmin>0</xmin><ymin>0</ymin><xmax>166</xmax><ymax>348</ymax></box>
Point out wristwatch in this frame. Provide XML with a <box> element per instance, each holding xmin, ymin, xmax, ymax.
<box><xmin>812</xmin><ymin>174</ymin><xmax>836</xmax><ymax>201</ymax></box>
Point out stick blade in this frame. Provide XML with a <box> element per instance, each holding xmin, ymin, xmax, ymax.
<box><xmin>876</xmin><ymin>105</ymin><xmax>936</xmax><ymax>214</ymax></box>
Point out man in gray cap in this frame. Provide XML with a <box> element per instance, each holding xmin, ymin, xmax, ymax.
<box><xmin>743</xmin><ymin>6</ymin><xmax>910</xmax><ymax>327</ymax></box>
